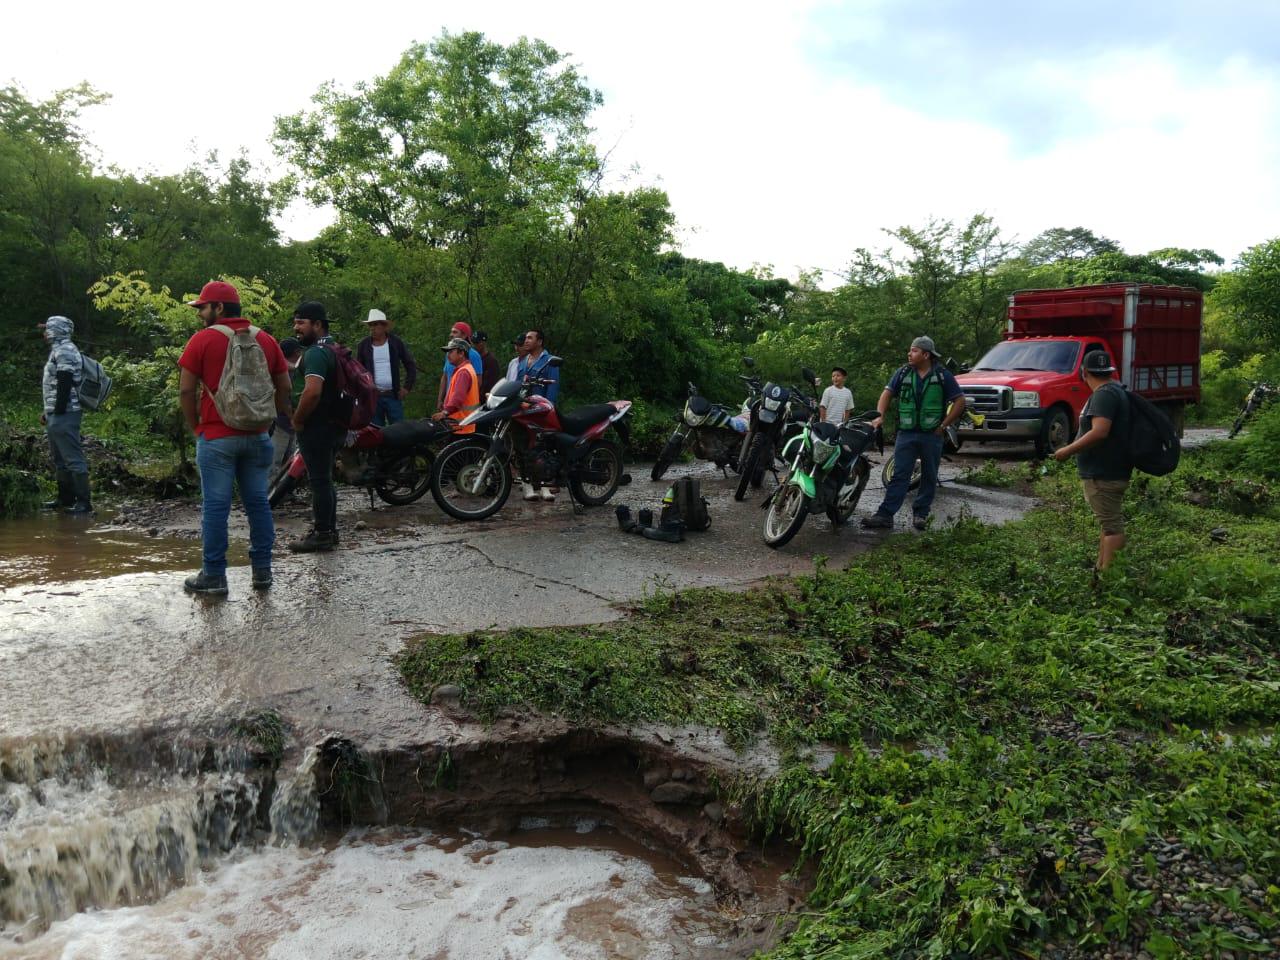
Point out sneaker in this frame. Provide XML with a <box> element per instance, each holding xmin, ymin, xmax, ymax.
<box><xmin>522</xmin><ymin>482</ymin><xmax>538</xmax><ymax>501</ymax></box>
<box><xmin>287</xmin><ymin>529</ymin><xmax>337</xmax><ymax>553</ymax></box>
<box><xmin>912</xmin><ymin>515</ymin><xmax>928</xmax><ymax>531</ymax></box>
<box><xmin>184</xmin><ymin>571</ymin><xmax>229</xmax><ymax>595</ymax></box>
<box><xmin>860</xmin><ymin>513</ymin><xmax>893</xmax><ymax>529</ymax></box>
<box><xmin>539</xmin><ymin>487</ymin><xmax>556</xmax><ymax>502</ymax></box>
<box><xmin>251</xmin><ymin>568</ymin><xmax>273</xmax><ymax>589</ymax></box>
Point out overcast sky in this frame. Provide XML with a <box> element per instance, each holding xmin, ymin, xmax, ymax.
<box><xmin>6</xmin><ymin>0</ymin><xmax>1277</xmax><ymax>281</ymax></box>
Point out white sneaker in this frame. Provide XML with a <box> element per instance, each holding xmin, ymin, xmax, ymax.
<box><xmin>540</xmin><ymin>487</ymin><xmax>556</xmax><ymax>502</ymax></box>
<box><xmin>522</xmin><ymin>481</ymin><xmax>538</xmax><ymax>501</ymax></box>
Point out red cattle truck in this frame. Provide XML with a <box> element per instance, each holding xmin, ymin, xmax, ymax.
<box><xmin>955</xmin><ymin>283</ymin><xmax>1202</xmax><ymax>456</ymax></box>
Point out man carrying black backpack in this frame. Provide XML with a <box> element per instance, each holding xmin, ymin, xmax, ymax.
<box><xmin>1054</xmin><ymin>351</ymin><xmax>1132</xmax><ymax>571</ymax></box>
<box><xmin>289</xmin><ymin>301</ymin><xmax>345</xmax><ymax>553</ymax></box>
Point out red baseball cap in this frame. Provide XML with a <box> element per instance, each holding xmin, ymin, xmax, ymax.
<box><xmin>187</xmin><ymin>280</ymin><xmax>240</xmax><ymax>307</ymax></box>
<box><xmin>452</xmin><ymin>321</ymin><xmax>472</xmax><ymax>339</ymax></box>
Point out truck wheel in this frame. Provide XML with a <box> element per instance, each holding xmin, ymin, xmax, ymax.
<box><xmin>1035</xmin><ymin>407</ymin><xmax>1072</xmax><ymax>458</ymax></box>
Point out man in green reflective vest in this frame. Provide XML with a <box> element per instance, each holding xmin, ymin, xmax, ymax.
<box><xmin>862</xmin><ymin>336</ymin><xmax>966</xmax><ymax>531</ymax></box>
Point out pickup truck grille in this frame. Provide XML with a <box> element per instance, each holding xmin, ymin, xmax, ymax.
<box><xmin>961</xmin><ymin>385</ymin><xmax>1012</xmax><ymax>413</ymax></box>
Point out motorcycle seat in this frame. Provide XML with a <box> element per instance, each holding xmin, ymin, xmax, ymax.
<box><xmin>380</xmin><ymin>419</ymin><xmax>447</xmax><ymax>448</ymax></box>
<box><xmin>557</xmin><ymin>404</ymin><xmax>617</xmax><ymax>436</ymax></box>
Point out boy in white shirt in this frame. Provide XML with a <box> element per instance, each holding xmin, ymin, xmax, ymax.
<box><xmin>819</xmin><ymin>367</ymin><xmax>854</xmax><ymax>425</ymax></box>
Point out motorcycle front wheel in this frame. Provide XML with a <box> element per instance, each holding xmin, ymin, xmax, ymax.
<box><xmin>430</xmin><ymin>438</ymin><xmax>512</xmax><ymax>521</ymax></box>
<box><xmin>829</xmin><ymin>460</ymin><xmax>870</xmax><ymax>527</ymax></box>
<box><xmin>651</xmin><ymin>432</ymin><xmax>684</xmax><ymax>482</ymax></box>
<box><xmin>880</xmin><ymin>456</ymin><xmax>923</xmax><ymax>492</ymax></box>
<box><xmin>763</xmin><ymin>482</ymin><xmax>809</xmax><ymax>549</ymax></box>
<box><xmin>375</xmin><ymin>450</ymin><xmax>433</xmax><ymax>505</ymax></box>
<box><xmin>734</xmin><ymin>432</ymin><xmax>771</xmax><ymax>501</ymax></box>
<box><xmin>570</xmin><ymin>441</ymin><xmax>623</xmax><ymax>506</ymax></box>
<box><xmin>267</xmin><ymin>471</ymin><xmax>300</xmax><ymax>509</ymax></box>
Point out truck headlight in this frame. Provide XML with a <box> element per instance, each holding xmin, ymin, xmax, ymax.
<box><xmin>1012</xmin><ymin>391</ymin><xmax>1040</xmax><ymax>409</ymax></box>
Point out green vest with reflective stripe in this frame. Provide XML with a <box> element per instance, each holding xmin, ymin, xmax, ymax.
<box><xmin>896</xmin><ymin>365</ymin><xmax>946</xmax><ymax>431</ymax></box>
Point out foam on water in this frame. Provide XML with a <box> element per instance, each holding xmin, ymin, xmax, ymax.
<box><xmin>8</xmin><ymin>826</ymin><xmax>736</xmax><ymax>960</ymax></box>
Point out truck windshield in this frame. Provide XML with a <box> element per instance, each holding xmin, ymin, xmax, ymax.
<box><xmin>972</xmin><ymin>341</ymin><xmax>1080</xmax><ymax>374</ymax></box>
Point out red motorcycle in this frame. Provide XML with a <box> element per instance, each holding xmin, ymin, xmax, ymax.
<box><xmin>268</xmin><ymin>419</ymin><xmax>453</xmax><ymax>509</ymax></box>
<box><xmin>429</xmin><ymin>359</ymin><xmax>632</xmax><ymax>520</ymax></box>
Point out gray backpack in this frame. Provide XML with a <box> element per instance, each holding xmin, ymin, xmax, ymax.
<box><xmin>211</xmin><ymin>324</ymin><xmax>276</xmax><ymax>430</ymax></box>
<box><xmin>77</xmin><ymin>352</ymin><xmax>113</xmax><ymax>411</ymax></box>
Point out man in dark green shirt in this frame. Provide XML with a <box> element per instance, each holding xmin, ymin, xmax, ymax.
<box><xmin>289</xmin><ymin>301</ymin><xmax>343</xmax><ymax>552</ymax></box>
<box><xmin>1054</xmin><ymin>351</ymin><xmax>1133</xmax><ymax>570</ymax></box>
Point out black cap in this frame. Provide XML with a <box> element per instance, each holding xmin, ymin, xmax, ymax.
<box><xmin>279</xmin><ymin>337</ymin><xmax>302</xmax><ymax>358</ymax></box>
<box><xmin>512</xmin><ymin>332</ymin><xmax>525</xmax><ymax>346</ymax></box>
<box><xmin>293</xmin><ymin>300</ymin><xmax>327</xmax><ymax>325</ymax></box>
<box><xmin>471</xmin><ymin>330</ymin><xmax>488</xmax><ymax>343</ymax></box>
<box><xmin>1083</xmin><ymin>352</ymin><xmax>1117</xmax><ymax>375</ymax></box>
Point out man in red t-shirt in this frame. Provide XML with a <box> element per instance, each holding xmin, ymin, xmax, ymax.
<box><xmin>177</xmin><ymin>280</ymin><xmax>293</xmax><ymax>595</ymax></box>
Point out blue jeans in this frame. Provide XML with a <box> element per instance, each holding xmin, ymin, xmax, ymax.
<box><xmin>876</xmin><ymin>430</ymin><xmax>945</xmax><ymax>519</ymax></box>
<box><xmin>373</xmin><ymin>395</ymin><xmax>404</xmax><ymax>425</ymax></box>
<box><xmin>196</xmin><ymin>433</ymin><xmax>274</xmax><ymax>576</ymax></box>
<box><xmin>46</xmin><ymin>411</ymin><xmax>88</xmax><ymax>474</ymax></box>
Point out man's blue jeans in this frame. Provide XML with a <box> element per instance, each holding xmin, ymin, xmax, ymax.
<box><xmin>373</xmin><ymin>395</ymin><xmax>404</xmax><ymax>426</ymax></box>
<box><xmin>196</xmin><ymin>433</ymin><xmax>274</xmax><ymax>576</ymax></box>
<box><xmin>875</xmin><ymin>430</ymin><xmax>946</xmax><ymax>519</ymax></box>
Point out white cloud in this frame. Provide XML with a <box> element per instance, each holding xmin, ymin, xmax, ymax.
<box><xmin>4</xmin><ymin>0</ymin><xmax>1278</xmax><ymax>283</ymax></box>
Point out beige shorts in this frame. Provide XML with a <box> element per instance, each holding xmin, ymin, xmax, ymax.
<box><xmin>1082</xmin><ymin>478</ymin><xmax>1129</xmax><ymax>535</ymax></box>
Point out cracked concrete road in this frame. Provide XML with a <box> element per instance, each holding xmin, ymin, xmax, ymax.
<box><xmin>2</xmin><ymin>450</ymin><xmax>1041</xmax><ymax>744</ymax></box>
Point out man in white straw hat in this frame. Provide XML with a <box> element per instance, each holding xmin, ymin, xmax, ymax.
<box><xmin>356</xmin><ymin>308</ymin><xmax>418</xmax><ymax>425</ymax></box>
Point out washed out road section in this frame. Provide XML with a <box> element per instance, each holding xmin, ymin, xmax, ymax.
<box><xmin>2</xmin><ymin>457</ymin><xmax>1036</xmax><ymax>743</ymax></box>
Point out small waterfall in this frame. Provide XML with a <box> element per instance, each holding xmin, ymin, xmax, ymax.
<box><xmin>269</xmin><ymin>745</ymin><xmax>321</xmax><ymax>846</ymax></box>
<box><xmin>0</xmin><ymin>732</ymin><xmax>266</xmax><ymax>944</ymax></box>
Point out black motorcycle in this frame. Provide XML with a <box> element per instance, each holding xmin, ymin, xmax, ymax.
<box><xmin>268</xmin><ymin>419</ymin><xmax>452</xmax><ymax>509</ymax></box>
<box><xmin>733</xmin><ymin>379</ymin><xmax>815</xmax><ymax>501</ymax></box>
<box><xmin>651</xmin><ymin>363</ymin><xmax>762</xmax><ymax>483</ymax></box>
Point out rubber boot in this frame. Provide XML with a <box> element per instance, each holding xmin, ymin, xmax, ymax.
<box><xmin>44</xmin><ymin>470</ymin><xmax>74</xmax><ymax>510</ymax></box>
<box><xmin>288</xmin><ymin>528</ymin><xmax>338</xmax><ymax>553</ymax></box>
<box><xmin>65</xmin><ymin>472</ymin><xmax>93</xmax><ymax>514</ymax></box>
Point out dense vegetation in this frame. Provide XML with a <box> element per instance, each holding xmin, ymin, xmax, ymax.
<box><xmin>3</xmin><ymin>30</ymin><xmax>1277</xmax><ymax>483</ymax></box>
<box><xmin>399</xmin><ymin>415</ymin><xmax>1280</xmax><ymax>958</ymax></box>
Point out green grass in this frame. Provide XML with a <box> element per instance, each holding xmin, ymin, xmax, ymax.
<box><xmin>394</xmin><ymin>439</ymin><xmax>1280</xmax><ymax>956</ymax></box>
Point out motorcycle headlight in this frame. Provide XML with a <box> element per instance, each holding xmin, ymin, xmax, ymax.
<box><xmin>1012</xmin><ymin>391</ymin><xmax>1040</xmax><ymax>409</ymax></box>
<box><xmin>759</xmin><ymin>408</ymin><xmax>777</xmax><ymax>423</ymax></box>
<box><xmin>763</xmin><ymin>397</ymin><xmax>782</xmax><ymax>411</ymax></box>
<box><xmin>684</xmin><ymin>406</ymin><xmax>705</xmax><ymax>427</ymax></box>
<box><xmin>811</xmin><ymin>437</ymin><xmax>836</xmax><ymax>463</ymax></box>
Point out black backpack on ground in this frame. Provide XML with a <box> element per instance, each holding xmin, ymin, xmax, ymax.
<box><xmin>662</xmin><ymin>477</ymin><xmax>711</xmax><ymax>532</ymax></box>
<box><xmin>1125</xmin><ymin>388</ymin><xmax>1180</xmax><ymax>476</ymax></box>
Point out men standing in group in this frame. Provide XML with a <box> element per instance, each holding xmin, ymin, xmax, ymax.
<box><xmin>517</xmin><ymin>329</ymin><xmax>559</xmax><ymax>403</ymax></box>
<box><xmin>356</xmin><ymin>309</ymin><xmax>417</xmax><ymax>426</ymax></box>
<box><xmin>1053</xmin><ymin>351</ymin><xmax>1133</xmax><ymax>571</ymax></box>
<box><xmin>177</xmin><ymin>281</ymin><xmax>292</xmax><ymax>594</ymax></box>
<box><xmin>433</xmin><ymin>338</ymin><xmax>480</xmax><ymax>434</ymax></box>
<box><xmin>820</xmin><ymin>367</ymin><xmax>855</xmax><ymax>426</ymax></box>
<box><xmin>289</xmin><ymin>301</ymin><xmax>345</xmax><ymax>553</ymax></box>
<box><xmin>38</xmin><ymin>316</ymin><xmax>93</xmax><ymax>514</ymax></box>
<box><xmin>506</xmin><ymin>331</ymin><xmax>528</xmax><ymax>382</ymax></box>
<box><xmin>862</xmin><ymin>336</ymin><xmax>966</xmax><ymax>532</ymax></box>
<box><xmin>436</xmin><ymin>321</ymin><xmax>483</xmax><ymax>411</ymax></box>
<box><xmin>470</xmin><ymin>330</ymin><xmax>501</xmax><ymax>398</ymax></box>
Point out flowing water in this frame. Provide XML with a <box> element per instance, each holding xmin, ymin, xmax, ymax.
<box><xmin>1</xmin><ymin>741</ymin><xmax>745</xmax><ymax>959</ymax></box>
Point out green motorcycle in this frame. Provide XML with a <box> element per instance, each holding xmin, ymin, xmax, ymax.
<box><xmin>762</xmin><ymin>368</ymin><xmax>882</xmax><ymax>549</ymax></box>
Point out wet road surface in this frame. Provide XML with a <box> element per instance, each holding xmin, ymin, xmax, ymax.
<box><xmin>2</xmin><ymin>446</ymin><xmax>1053</xmax><ymax>743</ymax></box>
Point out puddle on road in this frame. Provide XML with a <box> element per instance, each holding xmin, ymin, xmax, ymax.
<box><xmin>9</xmin><ymin>822</ymin><xmax>739</xmax><ymax>960</ymax></box>
<box><xmin>0</xmin><ymin>513</ymin><xmax>243</xmax><ymax>589</ymax></box>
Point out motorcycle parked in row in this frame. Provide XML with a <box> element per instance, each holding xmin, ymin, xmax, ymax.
<box><xmin>1229</xmin><ymin>381</ymin><xmax>1276</xmax><ymax>438</ymax></box>
<box><xmin>651</xmin><ymin>360</ymin><xmax>763</xmax><ymax>482</ymax></box>
<box><xmin>429</xmin><ymin>360</ymin><xmax>632</xmax><ymax>521</ymax></box>
<box><xmin>763</xmin><ymin>368</ymin><xmax>882</xmax><ymax>549</ymax></box>
<box><xmin>733</xmin><ymin>379</ymin><xmax>815</xmax><ymax>501</ymax></box>
<box><xmin>268</xmin><ymin>418</ymin><xmax>454</xmax><ymax>509</ymax></box>
<box><xmin>879</xmin><ymin>402</ymin><xmax>986</xmax><ymax>491</ymax></box>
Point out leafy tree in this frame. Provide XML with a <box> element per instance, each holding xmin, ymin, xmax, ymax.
<box><xmin>1022</xmin><ymin>226</ymin><xmax>1119</xmax><ymax>265</ymax></box>
<box><xmin>1063</xmin><ymin>249</ymin><xmax>1220</xmax><ymax>291</ymax></box>
<box><xmin>1207</xmin><ymin>237</ymin><xmax>1280</xmax><ymax>351</ymax></box>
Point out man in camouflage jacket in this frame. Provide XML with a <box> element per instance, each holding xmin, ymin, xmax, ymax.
<box><xmin>39</xmin><ymin>316</ymin><xmax>92</xmax><ymax>513</ymax></box>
